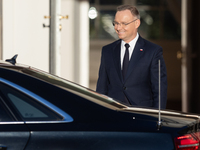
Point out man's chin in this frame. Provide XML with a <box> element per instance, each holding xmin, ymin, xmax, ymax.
<box><xmin>117</xmin><ymin>35</ymin><xmax>125</xmax><ymax>40</ymax></box>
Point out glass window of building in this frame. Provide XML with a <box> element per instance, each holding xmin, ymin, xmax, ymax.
<box><xmin>89</xmin><ymin>0</ymin><xmax>181</xmax><ymax>40</ymax></box>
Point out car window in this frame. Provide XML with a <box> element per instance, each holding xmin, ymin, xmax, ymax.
<box><xmin>0</xmin><ymin>98</ymin><xmax>14</xmax><ymax>121</ymax></box>
<box><xmin>0</xmin><ymin>83</ymin><xmax>63</xmax><ymax>121</ymax></box>
<box><xmin>8</xmin><ymin>93</ymin><xmax>48</xmax><ymax>118</ymax></box>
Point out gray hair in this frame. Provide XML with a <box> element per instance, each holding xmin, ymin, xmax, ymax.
<box><xmin>117</xmin><ymin>5</ymin><xmax>140</xmax><ymax>19</ymax></box>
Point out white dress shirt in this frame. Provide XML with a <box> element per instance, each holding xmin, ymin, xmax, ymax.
<box><xmin>121</xmin><ymin>33</ymin><xmax>139</xmax><ymax>69</ymax></box>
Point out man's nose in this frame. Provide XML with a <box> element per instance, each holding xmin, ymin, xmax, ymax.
<box><xmin>115</xmin><ymin>24</ymin><xmax>122</xmax><ymax>30</ymax></box>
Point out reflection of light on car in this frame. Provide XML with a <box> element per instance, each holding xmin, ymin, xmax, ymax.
<box><xmin>102</xmin><ymin>14</ymin><xmax>118</xmax><ymax>39</ymax></box>
<box><xmin>88</xmin><ymin>7</ymin><xmax>98</xmax><ymax>19</ymax></box>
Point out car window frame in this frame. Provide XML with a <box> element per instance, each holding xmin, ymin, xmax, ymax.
<box><xmin>0</xmin><ymin>77</ymin><xmax>73</xmax><ymax>124</ymax></box>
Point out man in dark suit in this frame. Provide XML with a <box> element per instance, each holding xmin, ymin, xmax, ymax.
<box><xmin>96</xmin><ymin>5</ymin><xmax>167</xmax><ymax>109</ymax></box>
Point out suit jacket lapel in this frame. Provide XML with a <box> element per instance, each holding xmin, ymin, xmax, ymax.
<box><xmin>125</xmin><ymin>36</ymin><xmax>145</xmax><ymax>81</ymax></box>
<box><xmin>112</xmin><ymin>40</ymin><xmax>123</xmax><ymax>82</ymax></box>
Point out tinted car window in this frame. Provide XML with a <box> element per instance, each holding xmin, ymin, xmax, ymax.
<box><xmin>0</xmin><ymin>98</ymin><xmax>14</xmax><ymax>121</ymax></box>
<box><xmin>8</xmin><ymin>93</ymin><xmax>48</xmax><ymax>118</ymax></box>
<box><xmin>0</xmin><ymin>83</ymin><xmax>63</xmax><ymax>121</ymax></box>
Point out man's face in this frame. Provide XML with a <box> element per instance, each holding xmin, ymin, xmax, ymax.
<box><xmin>114</xmin><ymin>10</ymin><xmax>140</xmax><ymax>43</ymax></box>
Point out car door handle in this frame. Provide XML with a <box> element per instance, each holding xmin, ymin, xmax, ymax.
<box><xmin>0</xmin><ymin>145</ymin><xmax>7</xmax><ymax>150</ymax></box>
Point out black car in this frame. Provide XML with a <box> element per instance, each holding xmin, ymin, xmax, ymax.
<box><xmin>0</xmin><ymin>57</ymin><xmax>200</xmax><ymax>150</ymax></box>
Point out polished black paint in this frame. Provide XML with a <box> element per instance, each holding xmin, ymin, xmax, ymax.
<box><xmin>0</xmin><ymin>63</ymin><xmax>199</xmax><ymax>150</ymax></box>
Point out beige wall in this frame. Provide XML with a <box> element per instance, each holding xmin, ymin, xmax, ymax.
<box><xmin>2</xmin><ymin>0</ymin><xmax>89</xmax><ymax>87</ymax></box>
<box><xmin>2</xmin><ymin>0</ymin><xmax>49</xmax><ymax>72</ymax></box>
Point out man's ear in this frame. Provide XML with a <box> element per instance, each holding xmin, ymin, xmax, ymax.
<box><xmin>135</xmin><ymin>19</ymin><xmax>140</xmax><ymax>29</ymax></box>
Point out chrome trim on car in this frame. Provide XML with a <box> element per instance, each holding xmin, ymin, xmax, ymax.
<box><xmin>0</xmin><ymin>121</ymin><xmax>24</xmax><ymax>124</ymax></box>
<box><xmin>0</xmin><ymin>120</ymin><xmax>71</xmax><ymax>124</ymax></box>
<box><xmin>25</xmin><ymin>120</ymin><xmax>71</xmax><ymax>124</ymax></box>
<box><xmin>0</xmin><ymin>77</ymin><xmax>73</xmax><ymax>123</ymax></box>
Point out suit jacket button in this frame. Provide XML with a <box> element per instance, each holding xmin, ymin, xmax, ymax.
<box><xmin>123</xmin><ymin>87</ymin><xmax>126</xmax><ymax>90</ymax></box>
